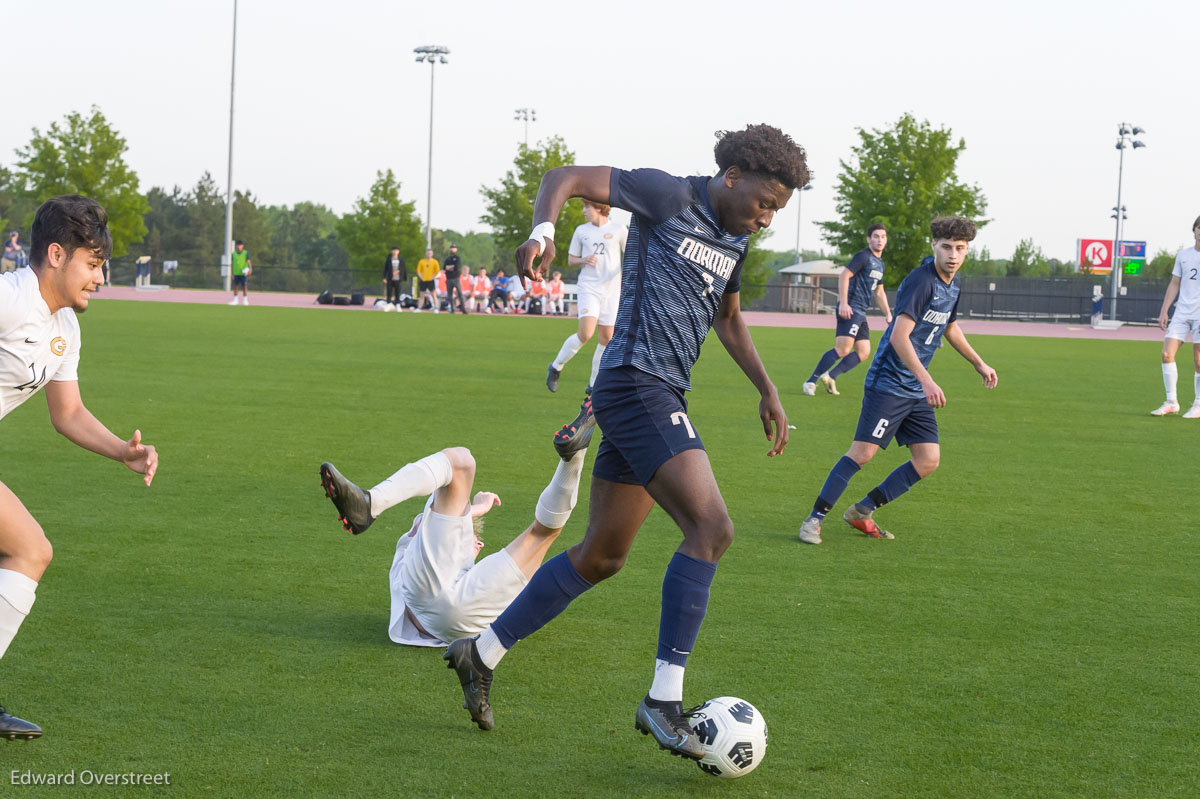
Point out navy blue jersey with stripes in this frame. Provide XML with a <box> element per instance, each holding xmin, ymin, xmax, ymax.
<box><xmin>864</xmin><ymin>257</ymin><xmax>960</xmax><ymax>398</ymax></box>
<box><xmin>599</xmin><ymin>168</ymin><xmax>747</xmax><ymax>391</ymax></box>
<box><xmin>845</xmin><ymin>248</ymin><xmax>885</xmax><ymax>314</ymax></box>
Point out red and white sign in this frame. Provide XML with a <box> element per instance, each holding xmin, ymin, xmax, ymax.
<box><xmin>1078</xmin><ymin>239</ymin><xmax>1113</xmax><ymax>274</ymax></box>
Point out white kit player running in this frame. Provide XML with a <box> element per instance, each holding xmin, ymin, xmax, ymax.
<box><xmin>0</xmin><ymin>196</ymin><xmax>159</xmax><ymax>741</ymax></box>
<box><xmin>319</xmin><ymin>428</ymin><xmax>591</xmax><ymax>661</ymax></box>
<box><xmin>546</xmin><ymin>200</ymin><xmax>627</xmax><ymax>396</ymax></box>
<box><xmin>1152</xmin><ymin>215</ymin><xmax>1200</xmax><ymax>418</ymax></box>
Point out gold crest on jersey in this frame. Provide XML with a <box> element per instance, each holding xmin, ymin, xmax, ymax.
<box><xmin>50</xmin><ymin>337</ymin><xmax>67</xmax><ymax>356</ymax></box>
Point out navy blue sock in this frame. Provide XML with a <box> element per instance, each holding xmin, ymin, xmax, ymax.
<box><xmin>808</xmin><ymin>348</ymin><xmax>840</xmax><ymax>383</ymax></box>
<box><xmin>860</xmin><ymin>461</ymin><xmax>922</xmax><ymax>511</ymax></box>
<box><xmin>811</xmin><ymin>456</ymin><xmax>860</xmax><ymax>519</ymax></box>
<box><xmin>656</xmin><ymin>552</ymin><xmax>718</xmax><ymax>667</ymax></box>
<box><xmin>828</xmin><ymin>352</ymin><xmax>862</xmax><ymax>379</ymax></box>
<box><xmin>491</xmin><ymin>552</ymin><xmax>593</xmax><ymax>649</ymax></box>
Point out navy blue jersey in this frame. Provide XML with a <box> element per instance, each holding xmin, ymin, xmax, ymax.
<box><xmin>845</xmin><ymin>248</ymin><xmax>885</xmax><ymax>314</ymax></box>
<box><xmin>864</xmin><ymin>257</ymin><xmax>960</xmax><ymax>398</ymax></box>
<box><xmin>600</xmin><ymin>168</ymin><xmax>747</xmax><ymax>391</ymax></box>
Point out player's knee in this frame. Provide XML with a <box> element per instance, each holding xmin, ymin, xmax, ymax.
<box><xmin>577</xmin><ymin>550</ymin><xmax>626</xmax><ymax>582</ymax></box>
<box><xmin>1161</xmin><ymin>351</ymin><xmax>1175</xmax><ymax>364</ymax></box>
<box><xmin>577</xmin><ymin>329</ymin><xmax>593</xmax><ymax>344</ymax></box>
<box><xmin>913</xmin><ymin>454</ymin><xmax>940</xmax><ymax>476</ymax></box>
<box><xmin>681</xmin><ymin>512</ymin><xmax>734</xmax><ymax>560</ymax></box>
<box><xmin>442</xmin><ymin>447</ymin><xmax>476</xmax><ymax>481</ymax></box>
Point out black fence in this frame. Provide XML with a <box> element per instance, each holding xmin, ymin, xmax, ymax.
<box><xmin>108</xmin><ymin>257</ymin><xmax>380</xmax><ymax>296</ymax></box>
<box><xmin>739</xmin><ymin>275</ymin><xmax>1169</xmax><ymax>326</ymax></box>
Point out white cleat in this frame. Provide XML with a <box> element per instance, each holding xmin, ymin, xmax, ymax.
<box><xmin>819</xmin><ymin>373</ymin><xmax>839</xmax><ymax>396</ymax></box>
<box><xmin>1183</xmin><ymin>403</ymin><xmax>1200</xmax><ymax>419</ymax></box>
<box><xmin>1151</xmin><ymin>401</ymin><xmax>1180</xmax><ymax>417</ymax></box>
<box><xmin>227</xmin><ymin>298</ymin><xmax>239</xmax><ymax>306</ymax></box>
<box><xmin>798</xmin><ymin>516</ymin><xmax>823</xmax><ymax>545</ymax></box>
<box><xmin>802</xmin><ymin>381</ymin><xmax>817</xmax><ymax>396</ymax></box>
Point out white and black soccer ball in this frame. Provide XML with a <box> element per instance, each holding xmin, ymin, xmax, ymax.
<box><xmin>688</xmin><ymin>696</ymin><xmax>768</xmax><ymax>779</ymax></box>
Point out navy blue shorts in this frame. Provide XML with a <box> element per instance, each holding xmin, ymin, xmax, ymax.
<box><xmin>853</xmin><ymin>388</ymin><xmax>938</xmax><ymax>449</ymax></box>
<box><xmin>591</xmin><ymin>366</ymin><xmax>706</xmax><ymax>486</ymax></box>
<box><xmin>232</xmin><ymin>274</ymin><xmax>247</xmax><ymax>288</ymax></box>
<box><xmin>836</xmin><ymin>312</ymin><xmax>870</xmax><ymax>341</ymax></box>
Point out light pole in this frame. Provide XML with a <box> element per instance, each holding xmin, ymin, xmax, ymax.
<box><xmin>1109</xmin><ymin>122</ymin><xmax>1146</xmax><ymax>320</ymax></box>
<box><xmin>222</xmin><ymin>0</ymin><xmax>238</xmax><ymax>292</ymax></box>
<box><xmin>415</xmin><ymin>45</ymin><xmax>450</xmax><ymax>248</ymax></box>
<box><xmin>514</xmin><ymin>107</ymin><xmax>537</xmax><ymax>147</ymax></box>
<box><xmin>794</xmin><ymin>183</ymin><xmax>813</xmax><ymax>263</ymax></box>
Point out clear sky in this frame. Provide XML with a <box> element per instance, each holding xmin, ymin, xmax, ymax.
<box><xmin>5</xmin><ymin>0</ymin><xmax>1194</xmax><ymax>263</ymax></box>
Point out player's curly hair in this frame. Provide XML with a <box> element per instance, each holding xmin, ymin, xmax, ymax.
<box><xmin>930</xmin><ymin>216</ymin><xmax>977</xmax><ymax>242</ymax></box>
<box><xmin>582</xmin><ymin>199</ymin><xmax>612</xmax><ymax>217</ymax></box>
<box><xmin>30</xmin><ymin>194</ymin><xmax>112</xmax><ymax>267</ymax></box>
<box><xmin>1192</xmin><ymin>214</ymin><xmax>1200</xmax><ymax>231</ymax></box>
<box><xmin>714</xmin><ymin>124</ymin><xmax>810</xmax><ymax>190</ymax></box>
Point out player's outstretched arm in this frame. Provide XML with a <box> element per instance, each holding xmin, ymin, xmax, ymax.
<box><xmin>943</xmin><ymin>322</ymin><xmax>997</xmax><ymax>389</ymax></box>
<box><xmin>43</xmin><ymin>380</ymin><xmax>159</xmax><ymax>486</ymax></box>
<box><xmin>515</xmin><ymin>166</ymin><xmax>612</xmax><ymax>288</ymax></box>
<box><xmin>891</xmin><ymin>314</ymin><xmax>946</xmax><ymax>407</ymax></box>
<box><xmin>712</xmin><ymin>292</ymin><xmax>788</xmax><ymax>456</ymax></box>
<box><xmin>1158</xmin><ymin>275</ymin><xmax>1181</xmax><ymax>330</ymax></box>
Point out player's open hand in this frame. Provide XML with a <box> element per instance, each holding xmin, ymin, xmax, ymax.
<box><xmin>122</xmin><ymin>429</ymin><xmax>158</xmax><ymax>486</ymax></box>
<box><xmin>977</xmin><ymin>362</ymin><xmax>998</xmax><ymax>389</ymax></box>
<box><xmin>759</xmin><ymin>390</ymin><xmax>789</xmax><ymax>457</ymax></box>
<box><xmin>515</xmin><ymin>238</ymin><xmax>555</xmax><ymax>289</ymax></box>
<box><xmin>921</xmin><ymin>379</ymin><xmax>947</xmax><ymax>408</ymax></box>
<box><xmin>470</xmin><ymin>491</ymin><xmax>501</xmax><ymax>518</ymax></box>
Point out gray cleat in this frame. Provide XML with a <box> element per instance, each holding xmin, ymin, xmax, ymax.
<box><xmin>553</xmin><ymin>395</ymin><xmax>595</xmax><ymax>460</ymax></box>
<box><xmin>546</xmin><ymin>364</ymin><xmax>561</xmax><ymax>393</ymax></box>
<box><xmin>0</xmin><ymin>706</ymin><xmax>41</xmax><ymax>741</ymax></box>
<box><xmin>444</xmin><ymin>637</ymin><xmax>494</xmax><ymax>731</ymax></box>
<box><xmin>634</xmin><ymin>695</ymin><xmax>705</xmax><ymax>760</ymax></box>
<box><xmin>320</xmin><ymin>462</ymin><xmax>374</xmax><ymax>535</ymax></box>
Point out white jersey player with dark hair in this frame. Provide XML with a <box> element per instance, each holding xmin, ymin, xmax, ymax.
<box><xmin>1152</xmin><ymin>215</ymin><xmax>1200</xmax><ymax>418</ymax></box>
<box><xmin>0</xmin><ymin>195</ymin><xmax>159</xmax><ymax>740</ymax></box>
<box><xmin>319</xmin><ymin>429</ymin><xmax>591</xmax><ymax>655</ymax></box>
<box><xmin>545</xmin><ymin>200</ymin><xmax>627</xmax><ymax>396</ymax></box>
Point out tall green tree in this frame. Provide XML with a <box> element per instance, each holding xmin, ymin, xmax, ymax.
<box><xmin>13</xmin><ymin>106</ymin><xmax>149</xmax><ymax>257</ymax></box>
<box><xmin>335</xmin><ymin>169</ymin><xmax>423</xmax><ymax>279</ymax></box>
<box><xmin>1007</xmin><ymin>238</ymin><xmax>1050</xmax><ymax>276</ymax></box>
<box><xmin>479</xmin><ymin>137</ymin><xmax>585</xmax><ymax>274</ymax></box>
<box><xmin>818</xmin><ymin>113</ymin><xmax>988</xmax><ymax>286</ymax></box>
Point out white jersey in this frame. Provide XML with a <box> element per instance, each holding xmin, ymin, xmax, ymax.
<box><xmin>569</xmin><ymin>219</ymin><xmax>626</xmax><ymax>290</ymax></box>
<box><xmin>1172</xmin><ymin>247</ymin><xmax>1200</xmax><ymax>320</ymax></box>
<box><xmin>0</xmin><ymin>267</ymin><xmax>80</xmax><ymax>421</ymax></box>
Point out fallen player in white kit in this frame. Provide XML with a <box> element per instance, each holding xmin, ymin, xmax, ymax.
<box><xmin>318</xmin><ymin>427</ymin><xmax>591</xmax><ymax>652</ymax></box>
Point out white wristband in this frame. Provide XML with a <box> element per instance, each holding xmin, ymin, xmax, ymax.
<box><xmin>528</xmin><ymin>222</ymin><xmax>556</xmax><ymax>256</ymax></box>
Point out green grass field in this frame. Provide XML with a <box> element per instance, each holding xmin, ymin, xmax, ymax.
<box><xmin>1</xmin><ymin>301</ymin><xmax>1196</xmax><ymax>798</ymax></box>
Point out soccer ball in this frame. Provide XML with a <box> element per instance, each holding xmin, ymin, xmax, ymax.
<box><xmin>688</xmin><ymin>696</ymin><xmax>768</xmax><ymax>779</ymax></box>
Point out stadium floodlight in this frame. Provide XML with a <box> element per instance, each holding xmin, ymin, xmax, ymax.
<box><xmin>222</xmin><ymin>0</ymin><xmax>239</xmax><ymax>293</ymax></box>
<box><xmin>414</xmin><ymin>45</ymin><xmax>450</xmax><ymax>248</ymax></box>
<box><xmin>793</xmin><ymin>183</ymin><xmax>813</xmax><ymax>263</ymax></box>
<box><xmin>514</xmin><ymin>107</ymin><xmax>537</xmax><ymax>146</ymax></box>
<box><xmin>1109</xmin><ymin>122</ymin><xmax>1146</xmax><ymax>320</ymax></box>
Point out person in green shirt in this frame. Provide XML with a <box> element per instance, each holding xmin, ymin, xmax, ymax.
<box><xmin>229</xmin><ymin>240</ymin><xmax>252</xmax><ymax>306</ymax></box>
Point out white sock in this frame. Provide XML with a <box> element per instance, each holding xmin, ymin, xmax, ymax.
<box><xmin>553</xmin><ymin>334</ymin><xmax>584</xmax><ymax>371</ymax></box>
<box><xmin>1194</xmin><ymin>373</ymin><xmax>1200</xmax><ymax>405</ymax></box>
<box><xmin>1163</xmin><ymin>362</ymin><xmax>1178</xmax><ymax>403</ymax></box>
<box><xmin>534</xmin><ymin>450</ymin><xmax>586</xmax><ymax>528</ymax></box>
<box><xmin>475</xmin><ymin>626</ymin><xmax>507</xmax><ymax>670</ymax></box>
<box><xmin>0</xmin><ymin>569</ymin><xmax>38</xmax><ymax>660</ymax></box>
<box><xmin>590</xmin><ymin>344</ymin><xmax>606</xmax><ymax>386</ymax></box>
<box><xmin>368</xmin><ymin>452</ymin><xmax>453</xmax><ymax>518</ymax></box>
<box><xmin>648</xmin><ymin>658</ymin><xmax>685</xmax><ymax>703</ymax></box>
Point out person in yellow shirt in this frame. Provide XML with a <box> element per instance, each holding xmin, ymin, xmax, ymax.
<box><xmin>416</xmin><ymin>248</ymin><xmax>440</xmax><ymax>313</ymax></box>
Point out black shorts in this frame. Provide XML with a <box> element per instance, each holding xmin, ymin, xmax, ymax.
<box><xmin>592</xmin><ymin>366</ymin><xmax>706</xmax><ymax>486</ymax></box>
<box><xmin>418</xmin><ymin>279</ymin><xmax>436</xmax><ymax>292</ymax></box>
<box><xmin>836</xmin><ymin>312</ymin><xmax>870</xmax><ymax>341</ymax></box>
<box><xmin>232</xmin><ymin>274</ymin><xmax>247</xmax><ymax>288</ymax></box>
<box><xmin>853</xmin><ymin>388</ymin><xmax>938</xmax><ymax>449</ymax></box>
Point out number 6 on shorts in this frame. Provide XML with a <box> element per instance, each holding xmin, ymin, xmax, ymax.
<box><xmin>872</xmin><ymin>418</ymin><xmax>890</xmax><ymax>439</ymax></box>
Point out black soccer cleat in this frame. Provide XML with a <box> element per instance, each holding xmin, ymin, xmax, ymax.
<box><xmin>444</xmin><ymin>637</ymin><xmax>494</xmax><ymax>731</ymax></box>
<box><xmin>546</xmin><ymin>364</ymin><xmax>561</xmax><ymax>393</ymax></box>
<box><xmin>319</xmin><ymin>462</ymin><xmax>374</xmax><ymax>535</ymax></box>
<box><xmin>0</xmin><ymin>707</ymin><xmax>42</xmax><ymax>741</ymax></box>
<box><xmin>553</xmin><ymin>396</ymin><xmax>595</xmax><ymax>460</ymax></box>
<box><xmin>634</xmin><ymin>695</ymin><xmax>705</xmax><ymax>760</ymax></box>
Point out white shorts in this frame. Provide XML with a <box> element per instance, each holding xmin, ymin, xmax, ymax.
<box><xmin>389</xmin><ymin>499</ymin><xmax>527</xmax><ymax>646</ymax></box>
<box><xmin>576</xmin><ymin>282</ymin><xmax>620</xmax><ymax>326</ymax></box>
<box><xmin>1165</xmin><ymin>316</ymin><xmax>1200</xmax><ymax>342</ymax></box>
